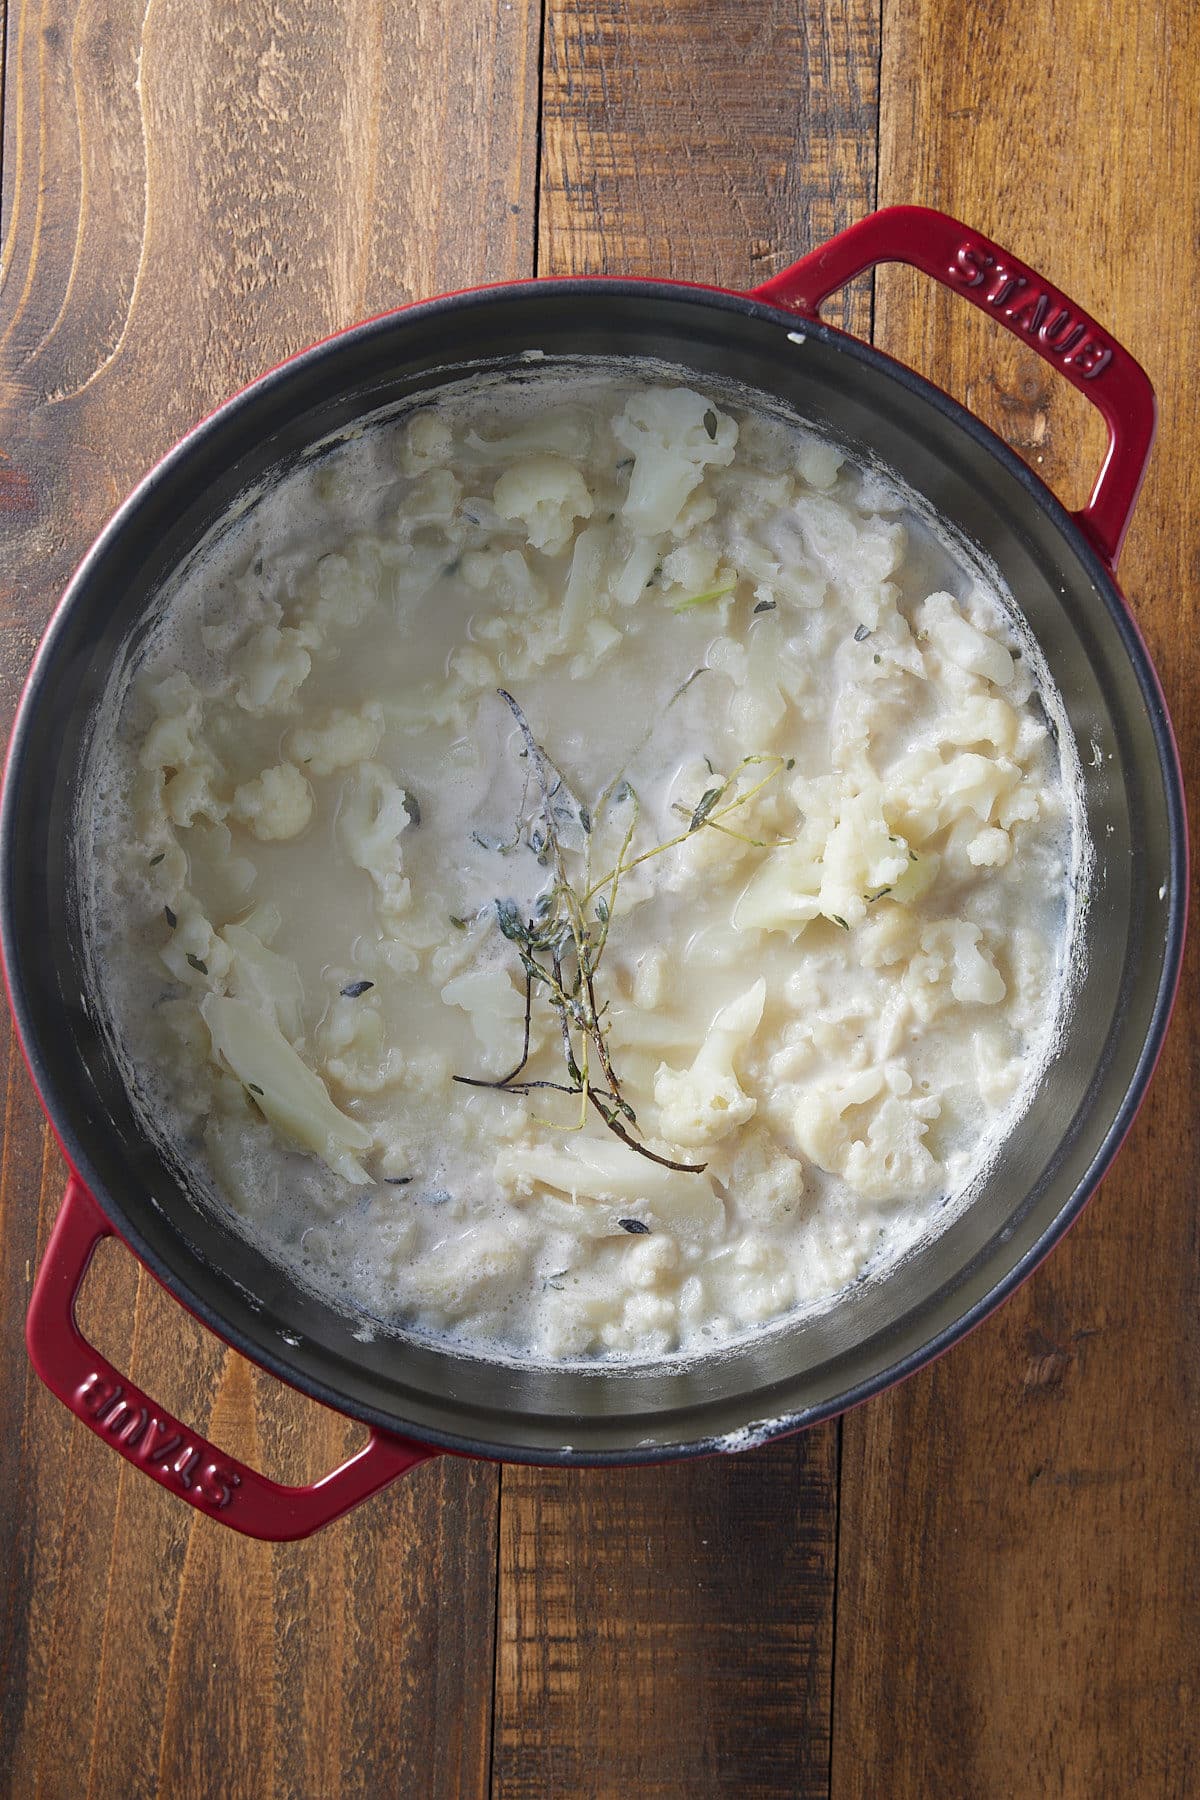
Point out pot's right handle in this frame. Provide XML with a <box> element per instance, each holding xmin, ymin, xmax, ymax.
<box><xmin>752</xmin><ymin>205</ymin><xmax>1156</xmax><ymax>572</ymax></box>
<box><xmin>26</xmin><ymin>1175</ymin><xmax>439</xmax><ymax>1540</ymax></box>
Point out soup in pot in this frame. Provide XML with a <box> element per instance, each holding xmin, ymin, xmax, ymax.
<box><xmin>84</xmin><ymin>367</ymin><xmax>1087</xmax><ymax>1361</ymax></box>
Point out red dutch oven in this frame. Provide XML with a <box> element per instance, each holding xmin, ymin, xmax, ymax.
<box><xmin>1</xmin><ymin>207</ymin><xmax>1187</xmax><ymax>1539</ymax></box>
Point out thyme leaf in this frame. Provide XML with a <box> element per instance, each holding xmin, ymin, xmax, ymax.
<box><xmin>688</xmin><ymin>786</ymin><xmax>725</xmax><ymax>832</ymax></box>
<box><xmin>340</xmin><ymin>979</ymin><xmax>374</xmax><ymax>998</ymax></box>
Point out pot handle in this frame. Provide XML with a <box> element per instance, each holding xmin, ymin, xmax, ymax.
<box><xmin>26</xmin><ymin>1176</ymin><xmax>440</xmax><ymax>1540</ymax></box>
<box><xmin>751</xmin><ymin>204</ymin><xmax>1156</xmax><ymax>571</ymax></box>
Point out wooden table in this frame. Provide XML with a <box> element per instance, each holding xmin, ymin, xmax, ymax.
<box><xmin>1</xmin><ymin>4</ymin><xmax>1196</xmax><ymax>1795</ymax></box>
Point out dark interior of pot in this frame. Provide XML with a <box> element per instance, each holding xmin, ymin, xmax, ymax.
<box><xmin>3</xmin><ymin>284</ymin><xmax>1185</xmax><ymax>1459</ymax></box>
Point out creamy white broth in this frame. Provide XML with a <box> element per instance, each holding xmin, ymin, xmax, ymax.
<box><xmin>84</xmin><ymin>367</ymin><xmax>1085</xmax><ymax>1361</ymax></box>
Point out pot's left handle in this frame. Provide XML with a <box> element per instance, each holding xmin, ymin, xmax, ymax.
<box><xmin>26</xmin><ymin>1176</ymin><xmax>439</xmax><ymax>1540</ymax></box>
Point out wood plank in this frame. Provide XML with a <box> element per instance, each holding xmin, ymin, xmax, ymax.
<box><xmin>493</xmin><ymin>1448</ymin><xmax>838</xmax><ymax>1799</ymax></box>
<box><xmin>0</xmin><ymin>4</ymin><xmax>539</xmax><ymax>1796</ymax></box>
<box><xmin>832</xmin><ymin>6</ymin><xmax>1200</xmax><ymax>1796</ymax></box>
<box><xmin>492</xmin><ymin>5</ymin><xmax>879</xmax><ymax>1795</ymax></box>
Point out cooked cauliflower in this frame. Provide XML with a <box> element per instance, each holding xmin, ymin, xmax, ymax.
<box><xmin>797</xmin><ymin>439</ymin><xmax>843</xmax><ymax>488</ymax></box>
<box><xmin>614</xmin><ymin>387</ymin><xmax>737</xmax><ymax>534</ymax></box>
<box><xmin>231</xmin><ymin>623</ymin><xmax>313</xmax><ymax>715</ymax></box>
<box><xmin>231</xmin><ymin>762</ymin><xmax>313</xmax><ymax>841</ymax></box>
<box><xmin>921</xmin><ymin>591</ymin><xmax>1015</xmax><ymax>687</ymax></box>
<box><xmin>305</xmin><ymin>544</ymin><xmax>380</xmax><ymax>633</ymax></box>
<box><xmin>920</xmin><ymin>920</ymin><xmax>1007</xmax><ymax>1006</ymax></box>
<box><xmin>220</xmin><ymin>913</ymin><xmax>305</xmax><ymax>1040</ymax></box>
<box><xmin>287</xmin><ymin>704</ymin><xmax>384</xmax><ymax>776</ymax></box>
<box><xmin>716</xmin><ymin>1132</ymin><xmax>806</xmax><ymax>1225</ymax></box>
<box><xmin>441</xmin><ymin>967</ymin><xmax>535</xmax><ymax>1076</ymax></box>
<box><xmin>654</xmin><ymin>979</ymin><xmax>766</xmax><ymax>1148</ymax></box>
<box><xmin>793</xmin><ymin>1063</ymin><xmax>941</xmax><ymax>1202</ymax></box>
<box><xmin>398</xmin><ymin>411</ymin><xmax>453</xmax><ymax>474</ymax></box>
<box><xmin>339</xmin><ymin>760</ymin><xmax>414</xmax><ymax>929</ymax></box>
<box><xmin>317</xmin><ymin>992</ymin><xmax>405</xmax><ymax>1095</ymax></box>
<box><xmin>492</xmin><ymin>455</ymin><xmax>594</xmax><ymax>554</ymax></box>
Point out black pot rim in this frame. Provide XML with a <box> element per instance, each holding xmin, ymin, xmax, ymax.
<box><xmin>2</xmin><ymin>275</ymin><xmax>1189</xmax><ymax>1464</ymax></box>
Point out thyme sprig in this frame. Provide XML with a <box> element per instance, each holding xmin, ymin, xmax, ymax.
<box><xmin>453</xmin><ymin>689</ymin><xmax>794</xmax><ymax>1173</ymax></box>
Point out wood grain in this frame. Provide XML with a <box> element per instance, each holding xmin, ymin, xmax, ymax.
<box><xmin>0</xmin><ymin>3</ymin><xmax>538</xmax><ymax>1796</ymax></box>
<box><xmin>489</xmin><ymin>5</ymin><xmax>878</xmax><ymax>1795</ymax></box>
<box><xmin>493</xmin><ymin>1446</ymin><xmax>838</xmax><ymax>1800</ymax></box>
<box><xmin>831</xmin><ymin>5</ymin><xmax>1200</xmax><ymax>1797</ymax></box>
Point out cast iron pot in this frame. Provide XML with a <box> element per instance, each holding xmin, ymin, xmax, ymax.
<box><xmin>1</xmin><ymin>207</ymin><xmax>1187</xmax><ymax>1539</ymax></box>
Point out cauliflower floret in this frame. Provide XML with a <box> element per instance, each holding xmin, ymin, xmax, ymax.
<box><xmin>653</xmin><ymin>979</ymin><xmax>766</xmax><ymax>1149</ymax></box>
<box><xmin>926</xmin><ymin>920</ymin><xmax>1007</xmax><ymax>1005</ymax></box>
<box><xmin>159</xmin><ymin>900</ymin><xmax>234</xmax><ymax>991</ymax></box>
<box><xmin>441</xmin><ymin>967</ymin><xmax>535</xmax><ymax>1076</ymax></box>
<box><xmin>660</xmin><ymin>539</ymin><xmax>720</xmax><ymax>595</ymax></box>
<box><xmin>728</xmin><ymin>1235</ymin><xmax>796</xmax><ymax>1323</ymax></box>
<box><xmin>302</xmin><ymin>543</ymin><xmax>382</xmax><ymax>634</ymax></box>
<box><xmin>734</xmin><ymin>781</ymin><xmax>911</xmax><ymax>937</ymax></box>
<box><xmin>966</xmin><ymin>825</ymin><xmax>1012</xmax><ymax>868</ymax></box>
<box><xmin>201</xmin><ymin>993</ymin><xmax>372</xmax><ymax>1186</ymax></box>
<box><xmin>902</xmin><ymin>919</ymin><xmax>1006</xmax><ymax>1022</ymax></box>
<box><xmin>492</xmin><ymin>455</ymin><xmax>594</xmax><ymax>554</ymax></box>
<box><xmin>397</xmin><ymin>411</ymin><xmax>454</xmax><ymax>474</ymax></box>
<box><xmin>623</xmin><ymin>1232</ymin><xmax>681</xmax><ymax>1289</ymax></box>
<box><xmin>339</xmin><ymin>760</ymin><xmax>414</xmax><ymax>929</ymax></box>
<box><xmin>139</xmin><ymin>672</ymin><xmax>203</xmax><ymax>770</ymax></box>
<box><xmin>317</xmin><ymin>992</ymin><xmax>404</xmax><ymax>1095</ymax></box>
<box><xmin>892</xmin><ymin>748</ymin><xmax>1024</xmax><ymax>841</ymax></box>
<box><xmin>614</xmin><ymin>387</ymin><xmax>737</xmax><ymax>534</ymax></box>
<box><xmin>139</xmin><ymin>674</ymin><xmax>230</xmax><ymax>826</ymax></box>
<box><xmin>937</xmin><ymin>696</ymin><xmax>1021</xmax><ymax>757</ymax></box>
<box><xmin>231</xmin><ymin>762</ymin><xmax>313</xmax><ymax>842</ymax></box>
<box><xmin>181</xmin><ymin>818</ymin><xmax>255</xmax><ymax>915</ymax></box>
<box><xmin>161</xmin><ymin>763</ymin><xmax>229</xmax><ymax>829</ymax></box>
<box><xmin>287</xmin><ymin>704</ymin><xmax>384</xmax><ymax>777</ymax></box>
<box><xmin>797</xmin><ymin>439</ymin><xmax>843</xmax><ymax>488</ymax></box>
<box><xmin>841</xmin><ymin>1090</ymin><xmax>941</xmax><ymax>1201</ymax></box>
<box><xmin>220</xmin><ymin>915</ymin><xmax>305</xmax><ymax>1040</ymax></box>
<box><xmin>786</xmin><ymin>495</ymin><xmax>904</xmax><ymax>588</ymax></box>
<box><xmin>599</xmin><ymin>1290</ymin><xmax>678</xmax><ymax>1356</ymax></box>
<box><xmin>231</xmin><ymin>624</ymin><xmax>313</xmax><ymax>714</ymax></box>
<box><xmin>460</xmin><ymin>547</ymin><xmax>546</xmax><ymax>613</ymax></box>
<box><xmin>816</xmin><ymin>788</ymin><xmax>912</xmax><ymax>927</ymax></box>
<box><xmin>494</xmin><ymin>1134</ymin><xmax>724</xmax><ymax>1241</ymax></box>
<box><xmin>718</xmin><ymin>1132</ymin><xmax>806</xmax><ymax>1225</ymax></box>
<box><xmin>793</xmin><ymin>1063</ymin><xmax>941</xmax><ymax>1202</ymax></box>
<box><xmin>397</xmin><ymin>468</ymin><xmax>461</xmax><ymax>531</ymax></box>
<box><xmin>921</xmin><ymin>591</ymin><xmax>1015</xmax><ymax>687</ymax></box>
